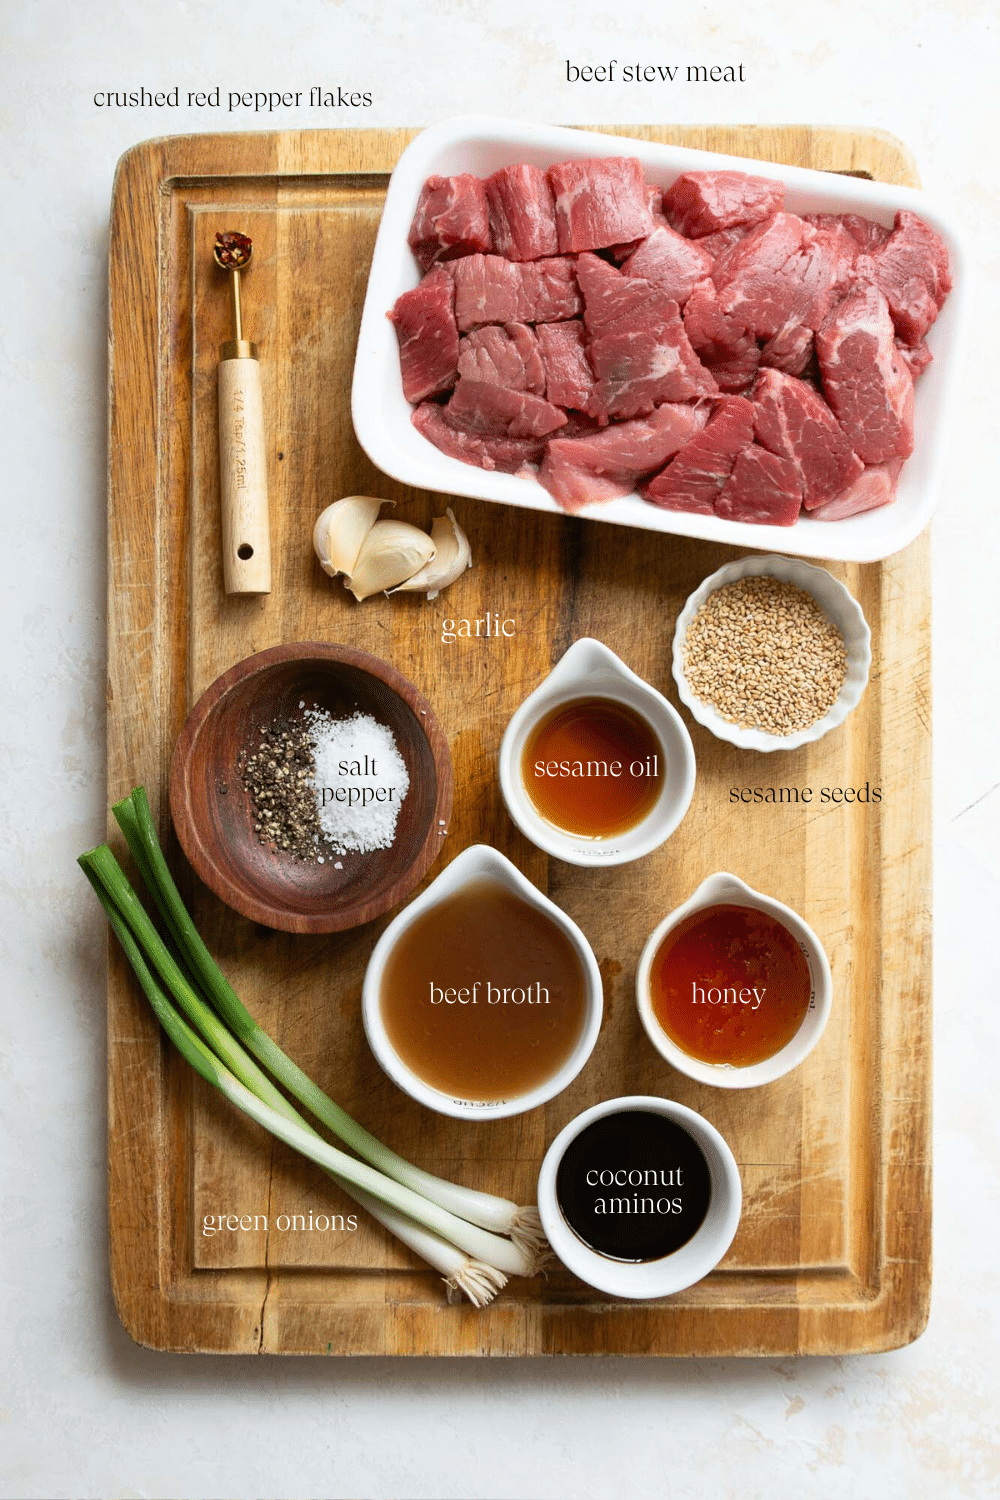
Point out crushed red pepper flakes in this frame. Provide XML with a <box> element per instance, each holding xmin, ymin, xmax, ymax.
<box><xmin>214</xmin><ymin>230</ymin><xmax>253</xmax><ymax>269</ymax></box>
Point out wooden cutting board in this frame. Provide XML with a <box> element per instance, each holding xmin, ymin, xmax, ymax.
<box><xmin>106</xmin><ymin>125</ymin><xmax>930</xmax><ymax>1355</ymax></box>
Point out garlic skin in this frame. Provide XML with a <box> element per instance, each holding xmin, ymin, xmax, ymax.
<box><xmin>345</xmin><ymin>520</ymin><xmax>437</xmax><ymax>601</ymax></box>
<box><xmin>313</xmin><ymin>496</ymin><xmax>384</xmax><ymax>578</ymax></box>
<box><xmin>389</xmin><ymin>509</ymin><xmax>472</xmax><ymax>600</ymax></box>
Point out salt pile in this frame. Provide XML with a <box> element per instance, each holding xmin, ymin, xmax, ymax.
<box><xmin>306</xmin><ymin>709</ymin><xmax>410</xmax><ymax>854</ymax></box>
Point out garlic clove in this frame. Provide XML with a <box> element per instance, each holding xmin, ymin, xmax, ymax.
<box><xmin>313</xmin><ymin>496</ymin><xmax>384</xmax><ymax>578</ymax></box>
<box><xmin>389</xmin><ymin>508</ymin><xmax>472</xmax><ymax>600</ymax></box>
<box><xmin>344</xmin><ymin>520</ymin><xmax>437</xmax><ymax>601</ymax></box>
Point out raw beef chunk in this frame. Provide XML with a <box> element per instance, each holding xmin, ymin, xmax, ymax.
<box><xmin>809</xmin><ymin>459</ymin><xmax>902</xmax><ymax>521</ymax></box>
<box><xmin>575</xmin><ymin>252</ymin><xmax>661</xmax><ymax>337</ymax></box>
<box><xmin>804</xmin><ymin>212</ymin><xmax>891</xmax><ymax>254</ymax></box>
<box><xmin>816</xmin><ymin>284</ymin><xmax>915</xmax><ymax>464</ymax></box>
<box><xmin>389</xmin><ymin>269</ymin><xmax>460</xmax><ymax>402</ymax></box>
<box><xmin>663</xmin><ymin>170</ymin><xmax>784</xmax><ymax>238</ymax></box>
<box><xmin>587</xmin><ymin>293</ymin><xmax>718</xmax><ymax>420</ymax></box>
<box><xmin>622</xmin><ymin>226</ymin><xmax>715</xmax><ymax>305</ymax></box>
<box><xmin>442</xmin><ymin>377</ymin><xmax>568</xmax><ymax>439</ymax></box>
<box><xmin>447</xmin><ymin>254</ymin><xmax>527</xmax><ymax>329</ymax></box>
<box><xmin>407</xmin><ymin>175</ymin><xmax>491</xmax><ymax>271</ymax></box>
<box><xmin>896</xmin><ymin>338</ymin><xmax>933</xmax><ymax>380</ymax></box>
<box><xmin>715</xmin><ymin>445</ymin><xmax>803</xmax><ymax>526</ymax></box>
<box><xmin>523</xmin><ymin>257</ymin><xmax>584</xmax><ymax>322</ymax></box>
<box><xmin>549</xmin><ymin>156</ymin><xmax>654</xmax><ymax>253</ymax></box>
<box><xmin>538</xmin><ymin>402</ymin><xmax>709</xmax><ymax>511</ymax></box>
<box><xmin>537</xmin><ymin>453</ymin><xmax>633</xmax><ymax>509</ymax></box>
<box><xmin>412</xmin><ymin>401</ymin><xmax>546</xmax><ymax>472</ymax></box>
<box><xmin>759</xmin><ymin>321</ymin><xmax>814</xmax><ymax>377</ymax></box>
<box><xmin>752</xmin><ymin>367</ymin><xmax>863</xmax><ymax>509</ymax></box>
<box><xmin>866</xmin><ymin>209</ymin><xmax>952</xmax><ymax>345</ymax></box>
<box><xmin>697</xmin><ymin>225</ymin><xmax>750</xmax><ymax>260</ymax></box>
<box><xmin>574</xmin><ymin>254</ymin><xmax>719</xmax><ymax>416</ymax></box>
<box><xmin>643</xmin><ymin>396</ymin><xmax>755</xmax><ymax>512</ymax></box>
<box><xmin>683</xmin><ymin>278</ymin><xmax>760</xmax><ymax>392</ymax></box>
<box><xmin>536</xmin><ymin>321</ymin><xmax>595</xmax><ymax>410</ymax></box>
<box><xmin>485</xmin><ymin>164</ymin><xmax>559</xmax><ymax>262</ymax></box>
<box><xmin>457</xmin><ymin>323</ymin><xmax>546</xmax><ymax>394</ymax></box>
<box><xmin>606</xmin><ymin>184</ymin><xmax>671</xmax><ymax>261</ymax></box>
<box><xmin>712</xmin><ymin>213</ymin><xmax>857</xmax><ymax>341</ymax></box>
<box><xmin>446</xmin><ymin>254</ymin><xmax>581</xmax><ymax>329</ymax></box>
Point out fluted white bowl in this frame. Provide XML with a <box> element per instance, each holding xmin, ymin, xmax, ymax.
<box><xmin>672</xmin><ymin>553</ymin><xmax>871</xmax><ymax>752</ymax></box>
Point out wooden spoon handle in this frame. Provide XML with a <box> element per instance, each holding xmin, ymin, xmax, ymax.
<box><xmin>218</xmin><ymin>355</ymin><xmax>272</xmax><ymax>594</ymax></box>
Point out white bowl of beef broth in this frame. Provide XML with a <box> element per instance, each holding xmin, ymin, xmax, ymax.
<box><xmin>361</xmin><ymin>843</ymin><xmax>604</xmax><ymax>1120</ymax></box>
<box><xmin>353</xmin><ymin>116</ymin><xmax>969</xmax><ymax>564</ymax></box>
<box><xmin>498</xmin><ymin>638</ymin><xmax>696</xmax><ymax>867</ymax></box>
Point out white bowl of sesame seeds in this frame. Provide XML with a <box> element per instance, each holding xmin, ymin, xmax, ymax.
<box><xmin>672</xmin><ymin>555</ymin><xmax>871</xmax><ymax>752</ymax></box>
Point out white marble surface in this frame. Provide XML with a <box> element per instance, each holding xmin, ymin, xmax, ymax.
<box><xmin>2</xmin><ymin>1</ymin><xmax>999</xmax><ymax>1496</ymax></box>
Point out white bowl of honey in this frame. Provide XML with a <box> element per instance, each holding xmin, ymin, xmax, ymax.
<box><xmin>498</xmin><ymin>638</ymin><xmax>696</xmax><ymax>867</ymax></box>
<box><xmin>362</xmin><ymin>843</ymin><xmax>604</xmax><ymax>1120</ymax></box>
<box><xmin>636</xmin><ymin>873</ymin><xmax>833</xmax><ymax>1088</ymax></box>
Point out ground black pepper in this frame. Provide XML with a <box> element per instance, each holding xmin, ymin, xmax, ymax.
<box><xmin>238</xmin><ymin>715</ymin><xmax>332</xmax><ymax>861</ymax></box>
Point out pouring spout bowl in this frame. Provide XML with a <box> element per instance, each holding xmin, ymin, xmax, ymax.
<box><xmin>498</xmin><ymin>639</ymin><xmax>696</xmax><ymax>868</ymax></box>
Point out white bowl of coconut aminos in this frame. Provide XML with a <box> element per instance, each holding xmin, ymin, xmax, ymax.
<box><xmin>537</xmin><ymin>1095</ymin><xmax>742</xmax><ymax>1299</ymax></box>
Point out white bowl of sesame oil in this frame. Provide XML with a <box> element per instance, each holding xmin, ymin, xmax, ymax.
<box><xmin>672</xmin><ymin>555</ymin><xmax>871</xmax><ymax>752</ymax></box>
<box><xmin>499</xmin><ymin>638</ymin><xmax>696</xmax><ymax>867</ymax></box>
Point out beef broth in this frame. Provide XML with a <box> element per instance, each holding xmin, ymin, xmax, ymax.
<box><xmin>379</xmin><ymin>878</ymin><xmax>588</xmax><ymax>1102</ymax></box>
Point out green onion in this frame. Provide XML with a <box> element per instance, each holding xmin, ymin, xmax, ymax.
<box><xmin>83</xmin><ymin>855</ymin><xmax>511</xmax><ymax>1299</ymax></box>
<box><xmin>81</xmin><ymin>792</ymin><xmax>551</xmax><ymax>1295</ymax></box>
<box><xmin>112</xmin><ymin>788</ymin><xmax>542</xmax><ymax>1247</ymax></box>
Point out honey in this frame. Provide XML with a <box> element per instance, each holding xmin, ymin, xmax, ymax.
<box><xmin>521</xmin><ymin>697</ymin><xmax>664</xmax><ymax>839</ymax></box>
<box><xmin>379</xmin><ymin>878</ymin><xmax>588</xmax><ymax>1102</ymax></box>
<box><xmin>650</xmin><ymin>903</ymin><xmax>812</xmax><ymax>1067</ymax></box>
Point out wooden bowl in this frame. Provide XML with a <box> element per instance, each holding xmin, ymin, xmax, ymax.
<box><xmin>169</xmin><ymin>643</ymin><xmax>453</xmax><ymax>934</ymax></box>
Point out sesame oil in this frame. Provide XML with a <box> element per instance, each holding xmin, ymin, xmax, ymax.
<box><xmin>522</xmin><ymin>697</ymin><xmax>664</xmax><ymax>839</ymax></box>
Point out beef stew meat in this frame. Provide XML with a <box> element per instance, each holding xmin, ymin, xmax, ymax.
<box><xmin>390</xmin><ymin>161</ymin><xmax>951</xmax><ymax>524</ymax></box>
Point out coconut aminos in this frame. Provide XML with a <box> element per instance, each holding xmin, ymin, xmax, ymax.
<box><xmin>555</xmin><ymin>1109</ymin><xmax>712</xmax><ymax>1261</ymax></box>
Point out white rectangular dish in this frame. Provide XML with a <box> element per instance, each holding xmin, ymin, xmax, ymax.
<box><xmin>352</xmin><ymin>116</ymin><xmax>969</xmax><ymax>563</ymax></box>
